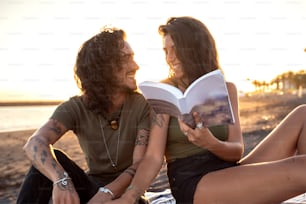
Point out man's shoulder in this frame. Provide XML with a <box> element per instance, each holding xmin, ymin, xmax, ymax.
<box><xmin>127</xmin><ymin>92</ymin><xmax>151</xmax><ymax>113</ymax></box>
<box><xmin>129</xmin><ymin>91</ymin><xmax>147</xmax><ymax>102</ymax></box>
<box><xmin>57</xmin><ymin>95</ymin><xmax>85</xmax><ymax>111</ymax></box>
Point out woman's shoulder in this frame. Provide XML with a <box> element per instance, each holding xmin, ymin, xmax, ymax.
<box><xmin>226</xmin><ymin>81</ymin><xmax>237</xmax><ymax>92</ymax></box>
<box><xmin>225</xmin><ymin>81</ymin><xmax>239</xmax><ymax>101</ymax></box>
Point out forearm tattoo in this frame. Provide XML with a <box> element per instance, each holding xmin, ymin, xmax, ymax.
<box><xmin>152</xmin><ymin>114</ymin><xmax>166</xmax><ymax>128</ymax></box>
<box><xmin>135</xmin><ymin>129</ymin><xmax>149</xmax><ymax>145</ymax></box>
<box><xmin>51</xmin><ymin>160</ymin><xmax>57</xmax><ymax>169</ymax></box>
<box><xmin>41</xmin><ymin>150</ymin><xmax>47</xmax><ymax>164</ymax></box>
<box><xmin>32</xmin><ymin>137</ymin><xmax>48</xmax><ymax>166</ymax></box>
<box><xmin>31</xmin><ymin>136</ymin><xmax>59</xmax><ymax>174</ymax></box>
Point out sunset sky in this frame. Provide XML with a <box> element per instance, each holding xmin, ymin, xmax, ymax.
<box><xmin>0</xmin><ymin>0</ymin><xmax>305</xmax><ymax>101</ymax></box>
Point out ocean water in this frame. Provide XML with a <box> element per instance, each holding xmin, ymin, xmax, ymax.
<box><xmin>0</xmin><ymin>105</ymin><xmax>57</xmax><ymax>132</ymax></box>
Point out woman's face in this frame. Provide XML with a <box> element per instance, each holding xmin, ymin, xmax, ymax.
<box><xmin>163</xmin><ymin>34</ymin><xmax>184</xmax><ymax>79</ymax></box>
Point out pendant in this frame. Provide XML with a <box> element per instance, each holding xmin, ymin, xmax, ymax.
<box><xmin>111</xmin><ymin>163</ymin><xmax>117</xmax><ymax>169</ymax></box>
<box><xmin>110</xmin><ymin>120</ymin><xmax>119</xmax><ymax>130</ymax></box>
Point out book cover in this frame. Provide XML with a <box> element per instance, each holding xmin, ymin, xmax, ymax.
<box><xmin>138</xmin><ymin>70</ymin><xmax>235</xmax><ymax>128</ymax></box>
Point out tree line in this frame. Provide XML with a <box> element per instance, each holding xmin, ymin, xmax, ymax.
<box><xmin>252</xmin><ymin>70</ymin><xmax>306</xmax><ymax>93</ymax></box>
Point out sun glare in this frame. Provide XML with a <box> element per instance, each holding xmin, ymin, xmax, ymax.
<box><xmin>0</xmin><ymin>1</ymin><xmax>305</xmax><ymax>101</ymax></box>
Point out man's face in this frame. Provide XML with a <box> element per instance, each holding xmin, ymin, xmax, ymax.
<box><xmin>116</xmin><ymin>41</ymin><xmax>139</xmax><ymax>91</ymax></box>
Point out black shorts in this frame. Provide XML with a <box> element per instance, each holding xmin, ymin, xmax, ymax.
<box><xmin>167</xmin><ymin>151</ymin><xmax>238</xmax><ymax>204</ymax></box>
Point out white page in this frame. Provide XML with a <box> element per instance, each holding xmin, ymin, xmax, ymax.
<box><xmin>183</xmin><ymin>70</ymin><xmax>227</xmax><ymax>113</ymax></box>
<box><xmin>139</xmin><ymin>81</ymin><xmax>183</xmax><ymax>110</ymax></box>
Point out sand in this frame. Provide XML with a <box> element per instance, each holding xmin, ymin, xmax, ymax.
<box><xmin>0</xmin><ymin>93</ymin><xmax>305</xmax><ymax>203</ymax></box>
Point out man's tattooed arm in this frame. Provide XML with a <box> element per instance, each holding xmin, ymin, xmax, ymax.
<box><xmin>23</xmin><ymin>119</ymin><xmax>68</xmax><ymax>182</ymax></box>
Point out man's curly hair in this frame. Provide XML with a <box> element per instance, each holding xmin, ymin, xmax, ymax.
<box><xmin>74</xmin><ymin>27</ymin><xmax>127</xmax><ymax>114</ymax></box>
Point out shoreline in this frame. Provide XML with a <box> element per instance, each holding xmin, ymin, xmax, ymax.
<box><xmin>0</xmin><ymin>128</ymin><xmax>37</xmax><ymax>134</ymax></box>
<box><xmin>0</xmin><ymin>101</ymin><xmax>62</xmax><ymax>106</ymax></box>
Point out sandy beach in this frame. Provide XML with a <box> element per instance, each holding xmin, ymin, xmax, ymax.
<box><xmin>0</xmin><ymin>93</ymin><xmax>305</xmax><ymax>203</ymax></box>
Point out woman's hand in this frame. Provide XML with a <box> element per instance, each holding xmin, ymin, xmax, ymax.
<box><xmin>178</xmin><ymin>112</ymin><xmax>218</xmax><ymax>149</ymax></box>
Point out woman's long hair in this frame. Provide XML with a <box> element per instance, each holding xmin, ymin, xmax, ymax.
<box><xmin>159</xmin><ymin>16</ymin><xmax>221</xmax><ymax>85</ymax></box>
<box><xmin>74</xmin><ymin>27</ymin><xmax>127</xmax><ymax>114</ymax></box>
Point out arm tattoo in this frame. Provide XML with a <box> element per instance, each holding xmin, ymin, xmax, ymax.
<box><xmin>48</xmin><ymin>120</ymin><xmax>63</xmax><ymax>136</ymax></box>
<box><xmin>152</xmin><ymin>114</ymin><xmax>165</xmax><ymax>128</ymax></box>
<box><xmin>32</xmin><ymin>137</ymin><xmax>48</xmax><ymax>165</ymax></box>
<box><xmin>33</xmin><ymin>146</ymin><xmax>38</xmax><ymax>160</ymax></box>
<box><xmin>135</xmin><ymin>129</ymin><xmax>149</xmax><ymax>145</ymax></box>
<box><xmin>40</xmin><ymin>150</ymin><xmax>48</xmax><ymax>164</ymax></box>
<box><xmin>51</xmin><ymin>160</ymin><xmax>57</xmax><ymax>170</ymax></box>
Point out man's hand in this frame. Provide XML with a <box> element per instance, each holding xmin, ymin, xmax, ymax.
<box><xmin>52</xmin><ymin>180</ymin><xmax>80</xmax><ymax>204</ymax></box>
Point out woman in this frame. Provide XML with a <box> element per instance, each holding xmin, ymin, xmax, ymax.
<box><xmin>109</xmin><ymin>17</ymin><xmax>306</xmax><ymax>204</ymax></box>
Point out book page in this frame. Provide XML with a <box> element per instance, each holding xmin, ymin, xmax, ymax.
<box><xmin>183</xmin><ymin>70</ymin><xmax>235</xmax><ymax>127</ymax></box>
<box><xmin>139</xmin><ymin>70</ymin><xmax>235</xmax><ymax>127</ymax></box>
<box><xmin>139</xmin><ymin>81</ymin><xmax>184</xmax><ymax>111</ymax></box>
<box><xmin>183</xmin><ymin>70</ymin><xmax>227</xmax><ymax>113</ymax></box>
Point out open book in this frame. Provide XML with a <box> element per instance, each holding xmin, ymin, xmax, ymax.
<box><xmin>138</xmin><ymin>70</ymin><xmax>235</xmax><ymax>128</ymax></box>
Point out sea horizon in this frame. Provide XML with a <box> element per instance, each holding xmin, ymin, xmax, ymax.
<box><xmin>0</xmin><ymin>105</ymin><xmax>58</xmax><ymax>133</ymax></box>
<box><xmin>0</xmin><ymin>100</ymin><xmax>63</xmax><ymax>106</ymax></box>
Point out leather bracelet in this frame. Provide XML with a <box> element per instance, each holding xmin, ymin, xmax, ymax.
<box><xmin>99</xmin><ymin>187</ymin><xmax>115</xmax><ymax>199</ymax></box>
<box><xmin>124</xmin><ymin>168</ymin><xmax>136</xmax><ymax>177</ymax></box>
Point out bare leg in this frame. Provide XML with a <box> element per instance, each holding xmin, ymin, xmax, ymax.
<box><xmin>194</xmin><ymin>155</ymin><xmax>306</xmax><ymax>204</ymax></box>
<box><xmin>241</xmin><ymin>104</ymin><xmax>306</xmax><ymax>164</ymax></box>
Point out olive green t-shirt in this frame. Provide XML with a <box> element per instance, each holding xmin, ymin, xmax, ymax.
<box><xmin>160</xmin><ymin>78</ymin><xmax>229</xmax><ymax>162</ymax></box>
<box><xmin>50</xmin><ymin>93</ymin><xmax>151</xmax><ymax>182</ymax></box>
<box><xmin>165</xmin><ymin>117</ymin><xmax>228</xmax><ymax>163</ymax></box>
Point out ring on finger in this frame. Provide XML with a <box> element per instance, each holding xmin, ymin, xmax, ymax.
<box><xmin>184</xmin><ymin>131</ymin><xmax>189</xmax><ymax>136</ymax></box>
<box><xmin>196</xmin><ymin>122</ymin><xmax>203</xmax><ymax>129</ymax></box>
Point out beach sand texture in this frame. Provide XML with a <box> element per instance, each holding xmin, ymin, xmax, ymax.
<box><xmin>0</xmin><ymin>94</ymin><xmax>305</xmax><ymax>203</ymax></box>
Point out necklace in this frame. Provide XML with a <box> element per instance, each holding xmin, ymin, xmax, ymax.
<box><xmin>106</xmin><ymin>105</ymin><xmax>122</xmax><ymax>130</ymax></box>
<box><xmin>98</xmin><ymin>117</ymin><xmax>120</xmax><ymax>170</ymax></box>
<box><xmin>109</xmin><ymin>119</ymin><xmax>119</xmax><ymax>130</ymax></box>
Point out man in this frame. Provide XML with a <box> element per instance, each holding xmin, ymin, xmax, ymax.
<box><xmin>17</xmin><ymin>26</ymin><xmax>151</xmax><ymax>204</ymax></box>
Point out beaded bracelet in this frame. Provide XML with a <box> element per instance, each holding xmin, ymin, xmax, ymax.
<box><xmin>53</xmin><ymin>171</ymin><xmax>71</xmax><ymax>186</ymax></box>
